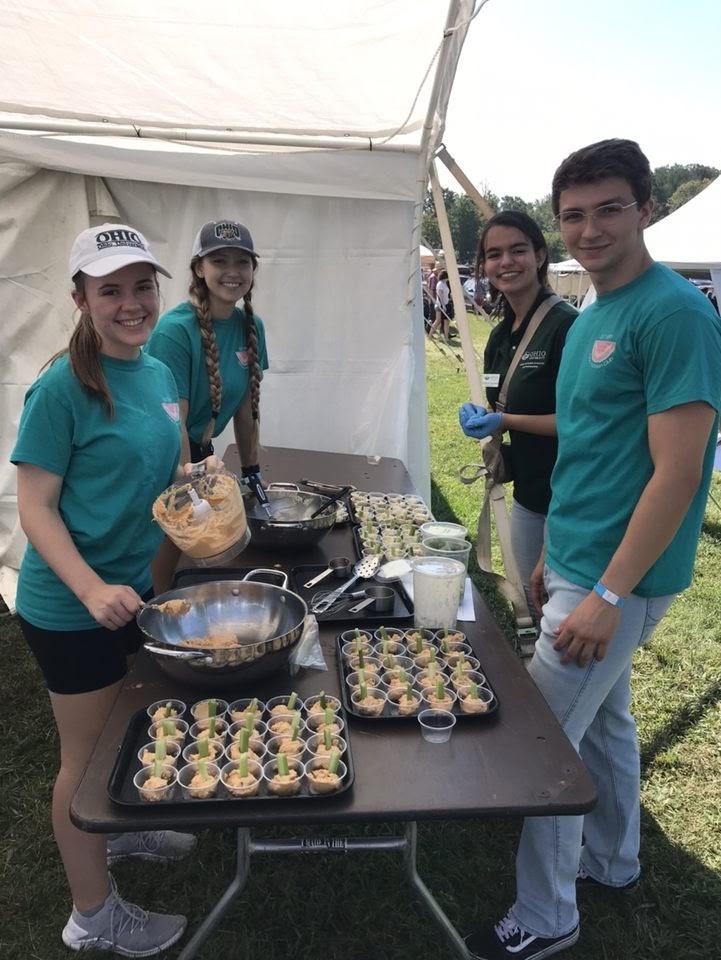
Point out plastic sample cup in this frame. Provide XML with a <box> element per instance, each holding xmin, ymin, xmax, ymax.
<box><xmin>417</xmin><ymin>709</ymin><xmax>457</xmax><ymax>744</ymax></box>
<box><xmin>137</xmin><ymin>740</ymin><xmax>181</xmax><ymax>768</ymax></box>
<box><xmin>146</xmin><ymin>699</ymin><xmax>187</xmax><ymax>723</ymax></box>
<box><xmin>220</xmin><ymin>758</ymin><xmax>264</xmax><ymax>798</ymax></box>
<box><xmin>134</xmin><ymin>764</ymin><xmax>178</xmax><ymax>802</ymax></box>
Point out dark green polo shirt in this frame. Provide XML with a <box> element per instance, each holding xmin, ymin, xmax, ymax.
<box><xmin>484</xmin><ymin>292</ymin><xmax>577</xmax><ymax>514</ymax></box>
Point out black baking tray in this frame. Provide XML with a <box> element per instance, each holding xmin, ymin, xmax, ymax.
<box><xmin>108</xmin><ymin>704</ymin><xmax>355</xmax><ymax>807</ymax></box>
<box><xmin>289</xmin><ymin>565</ymin><xmax>414</xmax><ymax>624</ymax></box>
<box><xmin>346</xmin><ymin>494</ymin><xmax>434</xmax><ymax>526</ymax></box>
<box><xmin>335</xmin><ymin>633</ymin><xmax>498</xmax><ymax>722</ymax></box>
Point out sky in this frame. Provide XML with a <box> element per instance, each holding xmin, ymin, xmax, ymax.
<box><xmin>439</xmin><ymin>0</ymin><xmax>721</xmax><ymax>202</ymax></box>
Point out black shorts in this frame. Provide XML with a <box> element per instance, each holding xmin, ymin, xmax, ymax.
<box><xmin>18</xmin><ymin>591</ymin><xmax>152</xmax><ymax>695</ymax></box>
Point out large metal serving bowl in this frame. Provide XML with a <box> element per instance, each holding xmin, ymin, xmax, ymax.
<box><xmin>137</xmin><ymin>570</ymin><xmax>307</xmax><ymax>690</ymax></box>
<box><xmin>243</xmin><ymin>483</ymin><xmax>335</xmax><ymax>551</ymax></box>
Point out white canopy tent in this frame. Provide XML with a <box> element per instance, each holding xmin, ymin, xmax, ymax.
<box><xmin>0</xmin><ymin>1</ymin><xmax>480</xmax><ymax>597</ymax></box>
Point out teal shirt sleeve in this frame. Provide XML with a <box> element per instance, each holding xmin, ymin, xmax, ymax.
<box><xmin>11</xmin><ymin>377</ymin><xmax>75</xmax><ymax>477</ymax></box>
<box><xmin>145</xmin><ymin>329</ymin><xmax>192</xmax><ymax>400</ymax></box>
<box><xmin>639</xmin><ymin>308</ymin><xmax>721</xmax><ymax>416</ymax></box>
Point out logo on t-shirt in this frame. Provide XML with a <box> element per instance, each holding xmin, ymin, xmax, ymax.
<box><xmin>591</xmin><ymin>340</ymin><xmax>616</xmax><ymax>366</ymax></box>
<box><xmin>236</xmin><ymin>350</ymin><xmax>249</xmax><ymax>367</ymax></box>
<box><xmin>162</xmin><ymin>402</ymin><xmax>180</xmax><ymax>422</ymax></box>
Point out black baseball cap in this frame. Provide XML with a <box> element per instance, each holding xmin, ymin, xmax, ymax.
<box><xmin>192</xmin><ymin>220</ymin><xmax>258</xmax><ymax>259</ymax></box>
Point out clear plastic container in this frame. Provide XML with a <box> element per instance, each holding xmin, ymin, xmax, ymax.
<box><xmin>419</xmin><ymin>521</ymin><xmax>468</xmax><ymax>542</ymax></box>
<box><xmin>137</xmin><ymin>740</ymin><xmax>181</xmax><ymax>768</ymax></box>
<box><xmin>178</xmin><ymin>761</ymin><xmax>221</xmax><ymax>799</ymax></box>
<box><xmin>417</xmin><ymin>709</ymin><xmax>456</xmax><ymax>743</ymax></box>
<box><xmin>421</xmin><ymin>537</ymin><xmax>472</xmax><ymax>573</ymax></box>
<box><xmin>146</xmin><ymin>699</ymin><xmax>186</xmax><ymax>723</ymax></box>
<box><xmin>152</xmin><ymin>466</ymin><xmax>250</xmax><ymax>564</ymax></box>
<box><xmin>304</xmin><ymin>755</ymin><xmax>347</xmax><ymax>795</ymax></box>
<box><xmin>221</xmin><ymin>758</ymin><xmax>264</xmax><ymax>798</ymax></box>
<box><xmin>147</xmin><ymin>718</ymin><xmax>188</xmax><ymax>743</ymax></box>
<box><xmin>190</xmin><ymin>698</ymin><xmax>229</xmax><ymax>721</ymax></box>
<box><xmin>182</xmin><ymin>739</ymin><xmax>225</xmax><ymax>764</ymax></box>
<box><xmin>412</xmin><ymin>557</ymin><xmax>466</xmax><ymax>630</ymax></box>
<box><xmin>264</xmin><ymin>757</ymin><xmax>304</xmax><ymax>796</ymax></box>
<box><xmin>134</xmin><ymin>764</ymin><xmax>178</xmax><ymax>802</ymax></box>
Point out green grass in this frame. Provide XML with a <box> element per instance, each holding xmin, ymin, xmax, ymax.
<box><xmin>1</xmin><ymin>314</ymin><xmax>720</xmax><ymax>958</ymax></box>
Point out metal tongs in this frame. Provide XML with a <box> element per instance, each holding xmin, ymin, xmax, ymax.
<box><xmin>311</xmin><ymin>554</ymin><xmax>382</xmax><ymax>615</ymax></box>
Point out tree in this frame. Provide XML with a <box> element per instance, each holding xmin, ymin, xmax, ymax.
<box><xmin>651</xmin><ymin>163</ymin><xmax>718</xmax><ymax>222</ymax></box>
<box><xmin>668</xmin><ymin>178</ymin><xmax>713</xmax><ymax>213</ymax></box>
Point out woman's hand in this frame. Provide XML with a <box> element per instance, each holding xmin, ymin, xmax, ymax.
<box><xmin>81</xmin><ymin>582</ymin><xmax>144</xmax><ymax>630</ymax></box>
<box><xmin>459</xmin><ymin>402</ymin><xmax>503</xmax><ymax>439</ymax></box>
<box><xmin>180</xmin><ymin>454</ymin><xmax>225</xmax><ymax>476</ymax></box>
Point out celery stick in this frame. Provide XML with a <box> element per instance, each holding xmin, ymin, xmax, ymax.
<box><xmin>428</xmin><ymin>661</ymin><xmax>438</xmax><ymax>677</ymax></box>
<box><xmin>239</xmin><ymin>753</ymin><xmax>249</xmax><ymax>778</ymax></box>
<box><xmin>469</xmin><ymin>682</ymin><xmax>479</xmax><ymax>699</ymax></box>
<box><xmin>249</xmin><ymin>697</ymin><xmax>259</xmax><ymax>714</ymax></box>
<box><xmin>319</xmin><ymin>691</ymin><xmax>327</xmax><ymax>709</ymax></box>
<box><xmin>198</xmin><ymin>758</ymin><xmax>208</xmax><ymax>780</ymax></box>
<box><xmin>382</xmin><ymin>639</ymin><xmax>390</xmax><ymax>655</ymax></box>
<box><xmin>324</xmin><ymin>727</ymin><xmax>333</xmax><ymax>750</ymax></box>
<box><xmin>357</xmin><ymin>648</ymin><xmax>365</xmax><ymax>668</ymax></box>
<box><xmin>415</xmin><ymin>635</ymin><xmax>423</xmax><ymax>654</ymax></box>
<box><xmin>441</xmin><ymin>638</ymin><xmax>450</xmax><ymax>654</ymax></box>
<box><xmin>290</xmin><ymin>711</ymin><xmax>301</xmax><ymax>741</ymax></box>
<box><xmin>243</xmin><ymin>713</ymin><xmax>254</xmax><ymax>732</ymax></box>
<box><xmin>405</xmin><ymin>682</ymin><xmax>414</xmax><ymax>700</ymax></box>
<box><xmin>435</xmin><ymin>679</ymin><xmax>445</xmax><ymax>699</ymax></box>
<box><xmin>358</xmin><ymin>668</ymin><xmax>366</xmax><ymax>685</ymax></box>
<box><xmin>287</xmin><ymin>691</ymin><xmax>298</xmax><ymax>710</ymax></box>
<box><xmin>240</xmin><ymin>727</ymin><xmax>250</xmax><ymax>753</ymax></box>
<box><xmin>153</xmin><ymin>757</ymin><xmax>162</xmax><ymax>779</ymax></box>
<box><xmin>164</xmin><ymin>701</ymin><xmax>173</xmax><ymax>717</ymax></box>
<box><xmin>155</xmin><ymin>738</ymin><xmax>166</xmax><ymax>762</ymax></box>
<box><xmin>198</xmin><ymin>738</ymin><xmax>209</xmax><ymax>758</ymax></box>
<box><xmin>277</xmin><ymin>753</ymin><xmax>290</xmax><ymax>777</ymax></box>
<box><xmin>208</xmin><ymin>715</ymin><xmax>217</xmax><ymax>738</ymax></box>
<box><xmin>359</xmin><ymin>681</ymin><xmax>368</xmax><ymax>700</ymax></box>
<box><xmin>428</xmin><ymin>646</ymin><xmax>437</xmax><ymax>662</ymax></box>
<box><xmin>162</xmin><ymin>718</ymin><xmax>174</xmax><ymax>737</ymax></box>
<box><xmin>208</xmin><ymin>699</ymin><xmax>217</xmax><ymax>720</ymax></box>
<box><xmin>328</xmin><ymin>749</ymin><xmax>341</xmax><ymax>775</ymax></box>
<box><xmin>379</xmin><ymin>625</ymin><xmax>388</xmax><ymax>642</ymax></box>
<box><xmin>324</xmin><ymin>706</ymin><xmax>333</xmax><ymax>726</ymax></box>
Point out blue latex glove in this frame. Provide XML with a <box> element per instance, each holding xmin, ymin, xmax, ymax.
<box><xmin>458</xmin><ymin>402</ymin><xmax>503</xmax><ymax>439</ymax></box>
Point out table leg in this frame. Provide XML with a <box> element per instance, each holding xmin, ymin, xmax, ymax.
<box><xmin>403</xmin><ymin>822</ymin><xmax>471</xmax><ymax>960</ymax></box>
<box><xmin>177</xmin><ymin>828</ymin><xmax>250</xmax><ymax>960</ymax></box>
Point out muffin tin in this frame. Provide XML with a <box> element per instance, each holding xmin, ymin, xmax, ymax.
<box><xmin>336</xmin><ymin>628</ymin><xmax>498</xmax><ymax>722</ymax></box>
<box><xmin>108</xmin><ymin>695</ymin><xmax>355</xmax><ymax>807</ymax></box>
<box><xmin>349</xmin><ymin>491</ymin><xmax>434</xmax><ymax>561</ymax></box>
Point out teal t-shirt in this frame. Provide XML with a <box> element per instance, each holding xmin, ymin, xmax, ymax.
<box><xmin>11</xmin><ymin>353</ymin><xmax>181</xmax><ymax>630</ymax></box>
<box><xmin>546</xmin><ymin>263</ymin><xmax>721</xmax><ymax>597</ymax></box>
<box><xmin>145</xmin><ymin>302</ymin><xmax>269</xmax><ymax>444</ymax></box>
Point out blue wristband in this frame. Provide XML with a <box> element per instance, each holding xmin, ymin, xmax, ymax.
<box><xmin>593</xmin><ymin>582</ymin><xmax>625</xmax><ymax>607</ymax></box>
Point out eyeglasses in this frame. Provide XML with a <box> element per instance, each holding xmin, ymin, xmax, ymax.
<box><xmin>554</xmin><ymin>200</ymin><xmax>638</xmax><ymax>228</ymax></box>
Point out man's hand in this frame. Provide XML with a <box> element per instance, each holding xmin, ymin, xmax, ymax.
<box><xmin>529</xmin><ymin>555</ymin><xmax>547</xmax><ymax>617</ymax></box>
<box><xmin>82</xmin><ymin>582</ymin><xmax>144</xmax><ymax>630</ymax></box>
<box><xmin>553</xmin><ymin>592</ymin><xmax>621</xmax><ymax>667</ymax></box>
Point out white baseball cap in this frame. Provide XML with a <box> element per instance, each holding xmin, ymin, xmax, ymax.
<box><xmin>69</xmin><ymin>223</ymin><xmax>172</xmax><ymax>279</ymax></box>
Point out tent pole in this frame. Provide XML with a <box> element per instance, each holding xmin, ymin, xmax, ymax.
<box><xmin>429</xmin><ymin>161</ymin><xmax>483</xmax><ymax>404</ymax></box>
<box><xmin>435</xmin><ymin>145</ymin><xmax>496</xmax><ymax>220</ymax></box>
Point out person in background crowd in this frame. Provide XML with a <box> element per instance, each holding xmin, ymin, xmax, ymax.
<box><xmin>459</xmin><ymin>212</ymin><xmax>577</xmax><ymax>610</ymax></box>
<box><xmin>429</xmin><ymin>269</ymin><xmax>454</xmax><ymax>341</ymax></box>
<box><xmin>11</xmin><ymin>225</ymin><xmax>203</xmax><ymax>956</ymax></box>
<box><xmin>466</xmin><ymin>139</ymin><xmax>721</xmax><ymax>960</ymax></box>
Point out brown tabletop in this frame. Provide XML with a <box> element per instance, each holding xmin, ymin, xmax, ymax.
<box><xmin>71</xmin><ymin>446</ymin><xmax>595</xmax><ymax>832</ymax></box>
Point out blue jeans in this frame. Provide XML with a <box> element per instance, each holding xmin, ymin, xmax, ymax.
<box><xmin>510</xmin><ymin>500</ymin><xmax>546</xmax><ymax>615</ymax></box>
<box><xmin>511</xmin><ymin>566</ymin><xmax>675</xmax><ymax>937</ymax></box>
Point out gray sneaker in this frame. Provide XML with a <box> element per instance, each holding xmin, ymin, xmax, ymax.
<box><xmin>62</xmin><ymin>885</ymin><xmax>186</xmax><ymax>957</ymax></box>
<box><xmin>107</xmin><ymin>830</ymin><xmax>196</xmax><ymax>864</ymax></box>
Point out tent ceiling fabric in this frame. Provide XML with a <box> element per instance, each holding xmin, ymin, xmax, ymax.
<box><xmin>1</xmin><ymin>1</ymin><xmax>446</xmax><ymax>140</ymax></box>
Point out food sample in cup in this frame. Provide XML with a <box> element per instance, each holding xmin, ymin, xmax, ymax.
<box><xmin>416</xmin><ymin>662</ymin><xmax>447</xmax><ymax>689</ymax></box>
<box><xmin>449</xmin><ymin>669</ymin><xmax>486</xmax><ymax>694</ymax></box>
<box><xmin>381</xmin><ymin>656</ymin><xmax>414</xmax><ymax>679</ymax></box>
<box><xmin>351</xmin><ymin>683</ymin><xmax>387</xmax><ymax>717</ymax></box>
<box><xmin>307</xmin><ymin>708</ymin><xmax>344</xmax><ymax>737</ymax></box>
<box><xmin>228</xmin><ymin>697</ymin><xmax>264</xmax><ymax>723</ymax></box>
<box><xmin>346</xmin><ymin>652</ymin><xmax>380</xmax><ymax>677</ymax></box>
<box><xmin>265</xmin><ymin>754</ymin><xmax>303</xmax><ymax>796</ymax></box>
<box><xmin>307</xmin><ymin>729</ymin><xmax>346</xmax><ymax>758</ymax></box>
<box><xmin>451</xmin><ymin>653</ymin><xmax>481</xmax><ymax>675</ymax></box>
<box><xmin>137</xmin><ymin>737</ymin><xmax>180</xmax><ymax>769</ymax></box>
<box><xmin>267</xmin><ymin>692</ymin><xmax>303</xmax><ymax>716</ymax></box>
<box><xmin>148</xmin><ymin>717</ymin><xmax>188</xmax><ymax>743</ymax></box>
<box><xmin>412</xmin><ymin>644</ymin><xmax>440</xmax><ymax>669</ymax></box>
<box><xmin>147</xmin><ymin>699</ymin><xmax>186</xmax><ymax>724</ymax></box>
<box><xmin>382</xmin><ymin>668</ymin><xmax>413</xmax><ymax>700</ymax></box>
<box><xmin>222</xmin><ymin>755</ymin><xmax>262</xmax><ymax>798</ymax></box>
<box><xmin>183</xmin><ymin>738</ymin><xmax>224</xmax><ymax>764</ymax></box>
<box><xmin>395</xmin><ymin>683</ymin><xmax>421</xmax><ymax>716</ymax></box>
<box><xmin>134</xmin><ymin>762</ymin><xmax>177</xmax><ymax>802</ymax></box>
<box><xmin>458</xmin><ymin>682</ymin><xmax>494</xmax><ymax>715</ymax></box>
<box><xmin>190</xmin><ymin>698</ymin><xmax>228</xmax><ymax>721</ymax></box>
<box><xmin>344</xmin><ymin>668</ymin><xmax>380</xmax><ymax>696</ymax></box>
<box><xmin>421</xmin><ymin>680</ymin><xmax>457</xmax><ymax>713</ymax></box>
<box><xmin>305</xmin><ymin>692</ymin><xmax>341</xmax><ymax>716</ymax></box>
<box><xmin>152</xmin><ymin>469</ymin><xmax>247</xmax><ymax>559</ymax></box>
<box><xmin>305</xmin><ymin>750</ymin><xmax>345</xmax><ymax>795</ymax></box>
<box><xmin>267</xmin><ymin>712</ymin><xmax>305</xmax><ymax>757</ymax></box>
<box><xmin>180</xmin><ymin>760</ymin><xmax>220</xmax><ymax>799</ymax></box>
<box><xmin>189</xmin><ymin>717</ymin><xmax>228</xmax><ymax>742</ymax></box>
<box><xmin>266</xmin><ymin>712</ymin><xmax>302</xmax><ymax>738</ymax></box>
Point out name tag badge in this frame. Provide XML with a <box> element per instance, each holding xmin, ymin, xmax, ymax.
<box><xmin>483</xmin><ymin>373</ymin><xmax>500</xmax><ymax>388</ymax></box>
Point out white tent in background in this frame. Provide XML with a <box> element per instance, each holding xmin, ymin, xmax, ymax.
<box><xmin>0</xmin><ymin>0</ymin><xmax>479</xmax><ymax>600</ymax></box>
<box><xmin>420</xmin><ymin>244</ymin><xmax>437</xmax><ymax>266</ymax></box>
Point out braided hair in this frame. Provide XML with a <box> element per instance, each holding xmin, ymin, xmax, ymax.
<box><xmin>189</xmin><ymin>257</ymin><xmax>262</xmax><ymax>443</ymax></box>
